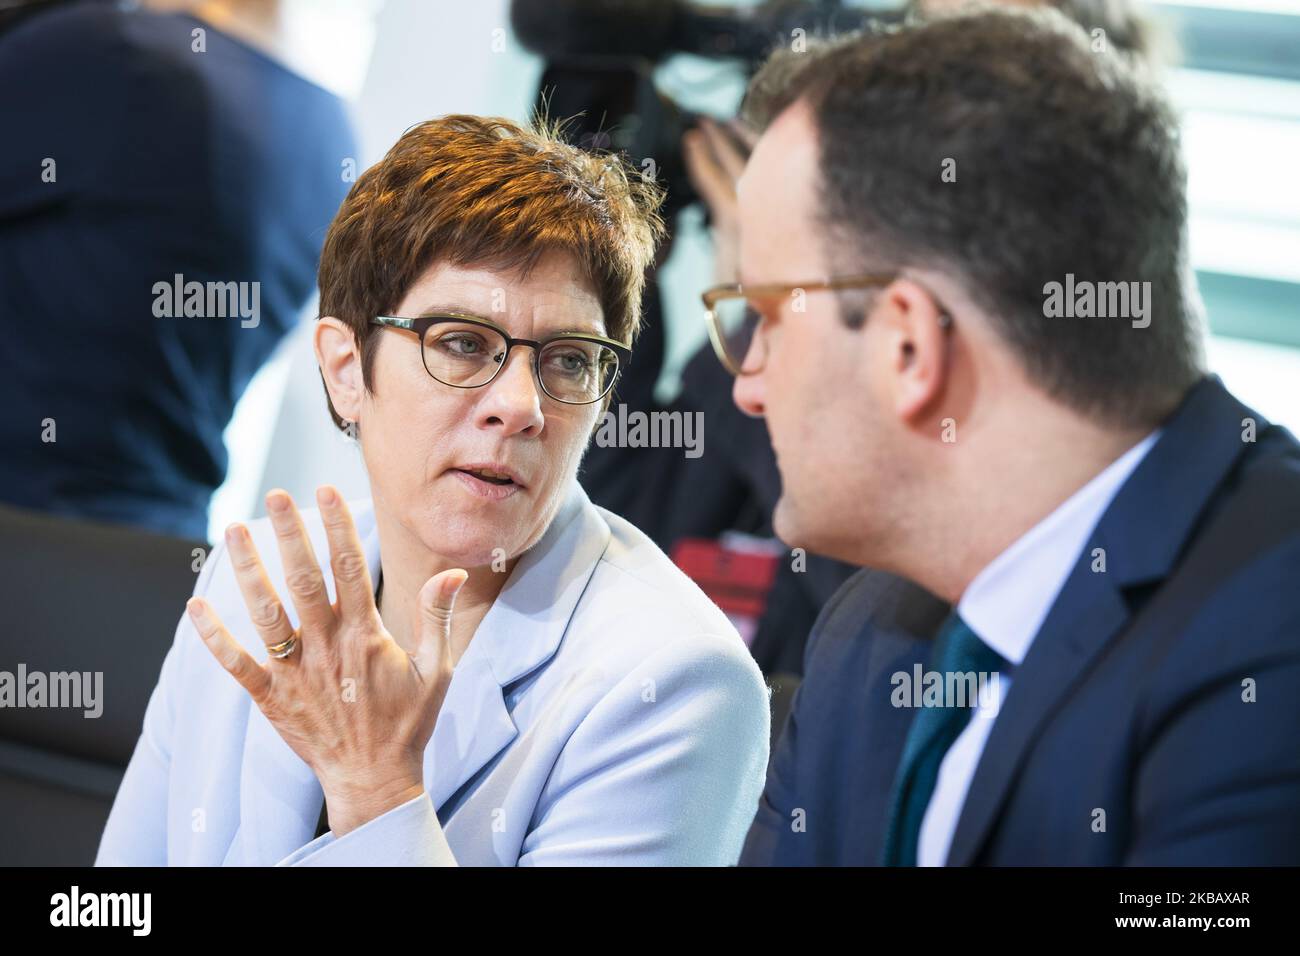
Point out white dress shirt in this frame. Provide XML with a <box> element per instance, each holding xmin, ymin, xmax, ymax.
<box><xmin>917</xmin><ymin>430</ymin><xmax>1160</xmax><ymax>866</ymax></box>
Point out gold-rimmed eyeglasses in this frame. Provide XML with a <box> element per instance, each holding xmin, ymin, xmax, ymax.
<box><xmin>701</xmin><ymin>273</ymin><xmax>952</xmax><ymax>376</ymax></box>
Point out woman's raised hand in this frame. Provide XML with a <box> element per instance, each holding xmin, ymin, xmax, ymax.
<box><xmin>187</xmin><ymin>485</ymin><xmax>468</xmax><ymax>836</ymax></box>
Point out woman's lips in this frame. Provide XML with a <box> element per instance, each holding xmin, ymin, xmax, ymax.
<box><xmin>449</xmin><ymin>468</ymin><xmax>523</xmax><ymax>500</ymax></box>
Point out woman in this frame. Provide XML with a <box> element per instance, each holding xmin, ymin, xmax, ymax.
<box><xmin>95</xmin><ymin>115</ymin><xmax>770</xmax><ymax>866</ymax></box>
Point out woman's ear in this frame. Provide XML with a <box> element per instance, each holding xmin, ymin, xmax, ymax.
<box><xmin>315</xmin><ymin>317</ymin><xmax>365</xmax><ymax>423</ymax></box>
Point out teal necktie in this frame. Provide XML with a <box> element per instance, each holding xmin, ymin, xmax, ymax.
<box><xmin>880</xmin><ymin>614</ymin><xmax>1006</xmax><ymax>866</ymax></box>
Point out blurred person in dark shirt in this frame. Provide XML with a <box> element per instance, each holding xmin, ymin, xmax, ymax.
<box><xmin>0</xmin><ymin>0</ymin><xmax>364</xmax><ymax>539</ymax></box>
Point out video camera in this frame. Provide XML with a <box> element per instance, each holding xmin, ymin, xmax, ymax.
<box><xmin>511</xmin><ymin>0</ymin><xmax>886</xmax><ymax>217</ymax></box>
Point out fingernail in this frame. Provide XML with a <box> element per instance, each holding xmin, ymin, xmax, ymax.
<box><xmin>318</xmin><ymin>486</ymin><xmax>338</xmax><ymax>506</ymax></box>
<box><xmin>267</xmin><ymin>492</ymin><xmax>289</xmax><ymax>514</ymax></box>
<box><xmin>186</xmin><ymin>597</ymin><xmax>204</xmax><ymax>623</ymax></box>
<box><xmin>225</xmin><ymin>524</ymin><xmax>241</xmax><ymax>544</ymax></box>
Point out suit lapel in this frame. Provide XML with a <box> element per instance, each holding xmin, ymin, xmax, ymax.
<box><xmin>864</xmin><ymin>632</ymin><xmax>938</xmax><ymax>861</ymax></box>
<box><xmin>859</xmin><ymin>574</ymin><xmax>956</xmax><ymax>861</ymax></box>
<box><xmin>946</xmin><ymin>376</ymin><xmax>1259</xmax><ymax>865</ymax></box>
<box><xmin>944</xmin><ymin>562</ymin><xmax>1130</xmax><ymax>865</ymax></box>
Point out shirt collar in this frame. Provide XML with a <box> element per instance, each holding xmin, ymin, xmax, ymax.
<box><xmin>957</xmin><ymin>429</ymin><xmax>1161</xmax><ymax>668</ymax></box>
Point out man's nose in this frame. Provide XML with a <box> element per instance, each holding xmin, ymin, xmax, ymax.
<box><xmin>732</xmin><ymin>367</ymin><xmax>766</xmax><ymax>418</ymax></box>
<box><xmin>478</xmin><ymin>348</ymin><xmax>545</xmax><ymax>435</ymax></box>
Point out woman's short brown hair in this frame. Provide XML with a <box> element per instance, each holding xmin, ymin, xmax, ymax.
<box><xmin>317</xmin><ymin>114</ymin><xmax>665</xmax><ymax>430</ymax></box>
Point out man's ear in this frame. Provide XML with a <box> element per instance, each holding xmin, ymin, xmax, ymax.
<box><xmin>873</xmin><ymin>278</ymin><xmax>950</xmax><ymax>424</ymax></box>
<box><xmin>315</xmin><ymin>317</ymin><xmax>365</xmax><ymax>423</ymax></box>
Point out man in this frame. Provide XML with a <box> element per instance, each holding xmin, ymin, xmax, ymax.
<box><xmin>582</xmin><ymin>0</ymin><xmax>1172</xmax><ymax>683</ymax></box>
<box><xmin>729</xmin><ymin>8</ymin><xmax>1300</xmax><ymax>864</ymax></box>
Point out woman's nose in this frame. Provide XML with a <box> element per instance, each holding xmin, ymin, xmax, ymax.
<box><xmin>477</xmin><ymin>348</ymin><xmax>545</xmax><ymax>435</ymax></box>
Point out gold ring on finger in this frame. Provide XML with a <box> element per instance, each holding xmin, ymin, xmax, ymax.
<box><xmin>267</xmin><ymin>636</ymin><xmax>298</xmax><ymax>660</ymax></box>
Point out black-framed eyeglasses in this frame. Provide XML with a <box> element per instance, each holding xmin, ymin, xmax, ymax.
<box><xmin>701</xmin><ymin>273</ymin><xmax>953</xmax><ymax>376</ymax></box>
<box><xmin>371</xmin><ymin>312</ymin><xmax>629</xmax><ymax>405</ymax></box>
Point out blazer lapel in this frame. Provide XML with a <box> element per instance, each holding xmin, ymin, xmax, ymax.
<box><xmin>425</xmin><ymin>481</ymin><xmax>611</xmax><ymax>813</ymax></box>
<box><xmin>223</xmin><ymin>484</ymin><xmax>612</xmax><ymax>862</ymax></box>
<box><xmin>945</xmin><ymin>376</ymin><xmax>1259</xmax><ymax>865</ymax></box>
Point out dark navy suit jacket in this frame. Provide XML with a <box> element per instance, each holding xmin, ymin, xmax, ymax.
<box><xmin>740</xmin><ymin>375</ymin><xmax>1300</xmax><ymax>865</ymax></box>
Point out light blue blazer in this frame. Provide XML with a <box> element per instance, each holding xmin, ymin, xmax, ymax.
<box><xmin>95</xmin><ymin>481</ymin><xmax>770</xmax><ymax>865</ymax></box>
